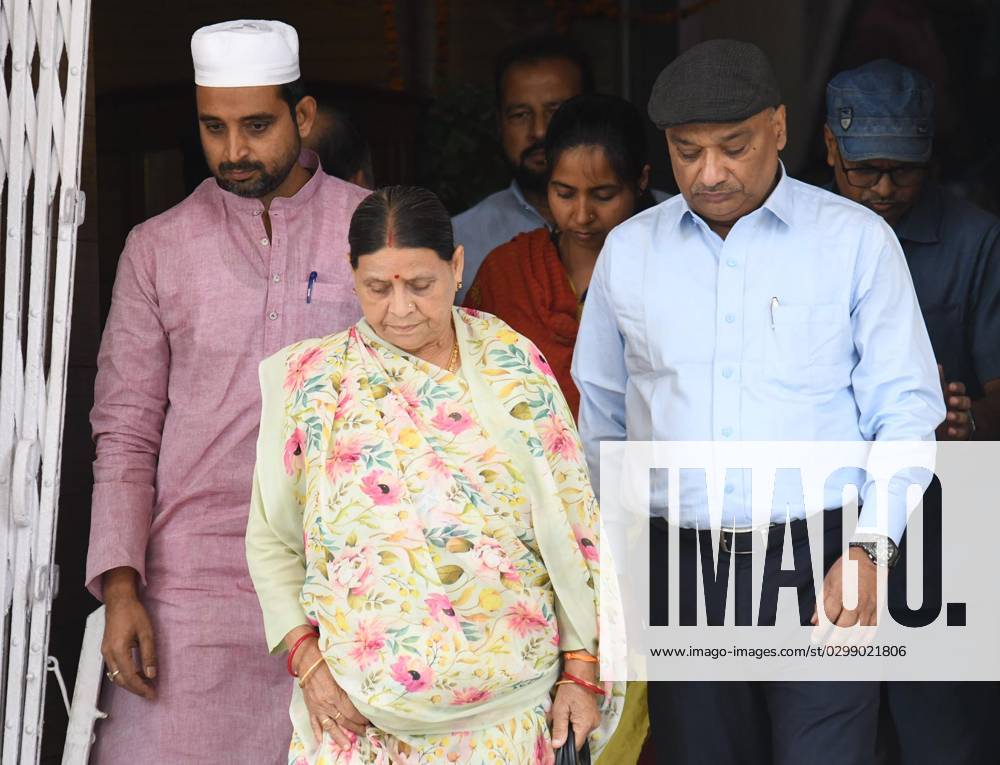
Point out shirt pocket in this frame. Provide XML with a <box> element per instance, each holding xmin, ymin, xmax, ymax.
<box><xmin>297</xmin><ymin>270</ymin><xmax>360</xmax><ymax>340</ymax></box>
<box><xmin>765</xmin><ymin>303</ymin><xmax>852</xmax><ymax>387</ymax></box>
<box><xmin>300</xmin><ymin>296</ymin><xmax>360</xmax><ymax>341</ymax></box>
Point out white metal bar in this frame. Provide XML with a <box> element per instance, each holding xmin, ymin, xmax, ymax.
<box><xmin>60</xmin><ymin>608</ymin><xmax>105</xmax><ymax>765</ymax></box>
<box><xmin>22</xmin><ymin>86</ymin><xmax>36</xmax><ymax>183</ymax></box>
<box><xmin>56</xmin><ymin>0</ymin><xmax>67</xmax><ymax>44</ymax></box>
<box><xmin>0</xmin><ymin>6</ymin><xmax>12</xmax><ymax>179</ymax></box>
<box><xmin>0</xmin><ymin>1</ymin><xmax>36</xmax><ymax>736</ymax></box>
<box><xmin>21</xmin><ymin>0</ymin><xmax>90</xmax><ymax>756</ymax></box>
<box><xmin>3</xmin><ymin>0</ymin><xmax>60</xmax><ymax>754</ymax></box>
<box><xmin>47</xmin><ymin>3</ymin><xmax>64</xmax><ymax>185</ymax></box>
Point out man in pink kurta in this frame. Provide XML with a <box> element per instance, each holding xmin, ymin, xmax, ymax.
<box><xmin>86</xmin><ymin>20</ymin><xmax>367</xmax><ymax>763</ymax></box>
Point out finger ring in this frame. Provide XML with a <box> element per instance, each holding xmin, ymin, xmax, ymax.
<box><xmin>321</xmin><ymin>716</ymin><xmax>334</xmax><ymax>729</ymax></box>
<box><xmin>333</xmin><ymin>710</ymin><xmax>343</xmax><ymax>721</ymax></box>
<box><xmin>106</xmin><ymin>669</ymin><xmax>120</xmax><ymax>682</ymax></box>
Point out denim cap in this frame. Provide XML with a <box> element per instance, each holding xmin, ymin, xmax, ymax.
<box><xmin>826</xmin><ymin>59</ymin><xmax>933</xmax><ymax>163</ymax></box>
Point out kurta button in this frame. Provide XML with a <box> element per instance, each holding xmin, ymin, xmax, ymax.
<box><xmin>261</xmin><ymin>237</ymin><xmax>270</xmax><ymax>246</ymax></box>
<box><xmin>273</xmin><ymin>274</ymin><xmax>281</xmax><ymax>283</ymax></box>
<box><xmin>268</xmin><ymin>311</ymin><xmax>278</xmax><ymax>321</ymax></box>
<box><xmin>727</xmin><ymin>259</ymin><xmax>737</xmax><ymax>268</ymax></box>
<box><xmin>722</xmin><ymin>367</ymin><xmax>733</xmax><ymax>379</ymax></box>
<box><xmin>725</xmin><ymin>313</ymin><xmax>736</xmax><ymax>324</ymax></box>
<box><xmin>725</xmin><ymin>483</ymin><xmax>735</xmax><ymax>494</ymax></box>
<box><xmin>721</xmin><ymin>427</ymin><xmax>733</xmax><ymax>438</ymax></box>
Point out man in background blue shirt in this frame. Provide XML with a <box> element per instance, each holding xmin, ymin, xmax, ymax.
<box><xmin>824</xmin><ymin>59</ymin><xmax>1000</xmax><ymax>765</ymax></box>
<box><xmin>452</xmin><ymin>36</ymin><xmax>671</xmax><ymax>302</ymax></box>
<box><xmin>452</xmin><ymin>36</ymin><xmax>594</xmax><ymax>301</ymax></box>
<box><xmin>573</xmin><ymin>40</ymin><xmax>944</xmax><ymax>764</ymax></box>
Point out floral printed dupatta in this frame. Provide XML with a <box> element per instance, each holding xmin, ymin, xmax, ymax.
<box><xmin>248</xmin><ymin>308</ymin><xmax>622</xmax><ymax>758</ymax></box>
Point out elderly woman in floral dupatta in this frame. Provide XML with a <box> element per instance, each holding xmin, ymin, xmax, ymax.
<box><xmin>246</xmin><ymin>186</ymin><xmax>622</xmax><ymax>764</ymax></box>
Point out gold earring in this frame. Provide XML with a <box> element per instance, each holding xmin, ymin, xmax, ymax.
<box><xmin>457</xmin><ymin>281</ymin><xmax>464</xmax><ymax>290</ymax></box>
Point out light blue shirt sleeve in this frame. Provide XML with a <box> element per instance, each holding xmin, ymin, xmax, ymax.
<box><xmin>572</xmin><ymin>244</ymin><xmax>628</xmax><ymax>496</ymax></box>
<box><xmin>848</xmin><ymin>223</ymin><xmax>945</xmax><ymax>542</ymax></box>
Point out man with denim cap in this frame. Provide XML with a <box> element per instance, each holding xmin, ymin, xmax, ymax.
<box><xmin>825</xmin><ymin>59</ymin><xmax>1000</xmax><ymax>764</ymax></box>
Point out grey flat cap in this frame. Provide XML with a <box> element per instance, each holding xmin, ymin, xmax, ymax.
<box><xmin>648</xmin><ymin>39</ymin><xmax>781</xmax><ymax>129</ymax></box>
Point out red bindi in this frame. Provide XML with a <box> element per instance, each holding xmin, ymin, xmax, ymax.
<box><xmin>393</xmin><ymin>274</ymin><xmax>400</xmax><ymax>279</ymax></box>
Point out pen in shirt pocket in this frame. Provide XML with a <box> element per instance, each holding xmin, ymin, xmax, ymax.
<box><xmin>769</xmin><ymin>296</ymin><xmax>780</xmax><ymax>329</ymax></box>
<box><xmin>306</xmin><ymin>271</ymin><xmax>318</xmax><ymax>304</ymax></box>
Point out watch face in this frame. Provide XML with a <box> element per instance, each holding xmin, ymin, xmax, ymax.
<box><xmin>851</xmin><ymin>539</ymin><xmax>898</xmax><ymax>567</ymax></box>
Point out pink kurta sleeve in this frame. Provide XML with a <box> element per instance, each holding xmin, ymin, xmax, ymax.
<box><xmin>86</xmin><ymin>229</ymin><xmax>169</xmax><ymax>599</ymax></box>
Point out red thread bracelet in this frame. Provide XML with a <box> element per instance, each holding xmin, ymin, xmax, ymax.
<box><xmin>287</xmin><ymin>631</ymin><xmax>318</xmax><ymax>677</ymax></box>
<box><xmin>560</xmin><ymin>671</ymin><xmax>606</xmax><ymax>696</ymax></box>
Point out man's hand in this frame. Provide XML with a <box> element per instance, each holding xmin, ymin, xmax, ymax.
<box><xmin>810</xmin><ymin>548</ymin><xmax>878</xmax><ymax>628</ymax></box>
<box><xmin>937</xmin><ymin>365</ymin><xmax>974</xmax><ymax>440</ymax></box>
<box><xmin>101</xmin><ymin>567</ymin><xmax>157</xmax><ymax>700</ymax></box>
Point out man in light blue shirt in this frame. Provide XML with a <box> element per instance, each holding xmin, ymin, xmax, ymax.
<box><xmin>573</xmin><ymin>40</ymin><xmax>945</xmax><ymax>765</ymax></box>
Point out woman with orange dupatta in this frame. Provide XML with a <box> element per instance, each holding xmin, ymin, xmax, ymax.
<box><xmin>463</xmin><ymin>93</ymin><xmax>654</xmax><ymax>418</ymax></box>
<box><xmin>464</xmin><ymin>93</ymin><xmax>657</xmax><ymax>764</ymax></box>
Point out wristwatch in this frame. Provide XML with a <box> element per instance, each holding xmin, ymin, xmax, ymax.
<box><xmin>849</xmin><ymin>536</ymin><xmax>900</xmax><ymax>568</ymax></box>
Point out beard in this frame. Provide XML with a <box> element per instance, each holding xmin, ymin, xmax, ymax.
<box><xmin>213</xmin><ymin>138</ymin><xmax>300</xmax><ymax>198</ymax></box>
<box><xmin>509</xmin><ymin>141</ymin><xmax>548</xmax><ymax>195</ymax></box>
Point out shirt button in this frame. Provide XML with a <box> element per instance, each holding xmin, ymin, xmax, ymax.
<box><xmin>268</xmin><ymin>311</ymin><xmax>278</xmax><ymax>321</ymax></box>
<box><xmin>725</xmin><ymin>483</ymin><xmax>735</xmax><ymax>495</ymax></box>
<box><xmin>721</xmin><ymin>426</ymin><xmax>733</xmax><ymax>438</ymax></box>
<box><xmin>261</xmin><ymin>237</ymin><xmax>270</xmax><ymax>246</ymax></box>
<box><xmin>272</xmin><ymin>274</ymin><xmax>281</xmax><ymax>283</ymax></box>
<box><xmin>725</xmin><ymin>313</ymin><xmax>736</xmax><ymax>324</ymax></box>
<box><xmin>722</xmin><ymin>367</ymin><xmax>733</xmax><ymax>379</ymax></box>
<box><xmin>727</xmin><ymin>258</ymin><xmax>737</xmax><ymax>268</ymax></box>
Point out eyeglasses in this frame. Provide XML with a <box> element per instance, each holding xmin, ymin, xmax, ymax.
<box><xmin>838</xmin><ymin>157</ymin><xmax>927</xmax><ymax>189</ymax></box>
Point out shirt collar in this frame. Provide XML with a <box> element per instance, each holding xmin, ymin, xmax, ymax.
<box><xmin>508</xmin><ymin>180</ymin><xmax>543</xmax><ymax>214</ymax></box>
<box><xmin>679</xmin><ymin>161</ymin><xmax>794</xmax><ymax>232</ymax></box>
<box><xmin>893</xmin><ymin>183</ymin><xmax>941</xmax><ymax>245</ymax></box>
<box><xmin>218</xmin><ymin>148</ymin><xmax>324</xmax><ymax>213</ymax></box>
<box><xmin>760</xmin><ymin>162</ymin><xmax>794</xmax><ymax>227</ymax></box>
<box><xmin>509</xmin><ymin>180</ymin><xmax>532</xmax><ymax>210</ymax></box>
<box><xmin>507</xmin><ymin>180</ymin><xmax>552</xmax><ymax>229</ymax></box>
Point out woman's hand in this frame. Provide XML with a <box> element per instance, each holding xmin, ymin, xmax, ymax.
<box><xmin>291</xmin><ymin>636</ymin><xmax>371</xmax><ymax>748</ymax></box>
<box><xmin>550</xmin><ymin>657</ymin><xmax>602</xmax><ymax>751</ymax></box>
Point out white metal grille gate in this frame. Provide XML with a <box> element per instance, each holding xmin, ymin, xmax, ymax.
<box><xmin>0</xmin><ymin>0</ymin><xmax>91</xmax><ymax>762</ymax></box>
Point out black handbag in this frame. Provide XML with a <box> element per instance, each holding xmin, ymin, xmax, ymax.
<box><xmin>553</xmin><ymin>722</ymin><xmax>592</xmax><ymax>765</ymax></box>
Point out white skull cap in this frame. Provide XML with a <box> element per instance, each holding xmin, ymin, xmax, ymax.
<box><xmin>192</xmin><ymin>20</ymin><xmax>300</xmax><ymax>87</ymax></box>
